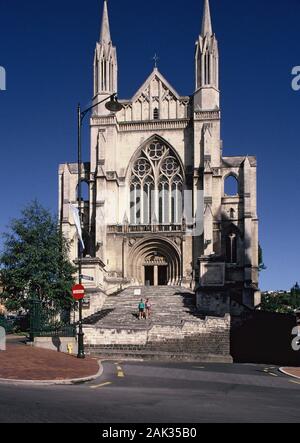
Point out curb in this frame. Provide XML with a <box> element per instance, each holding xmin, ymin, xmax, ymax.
<box><xmin>279</xmin><ymin>367</ymin><xmax>300</xmax><ymax>380</ymax></box>
<box><xmin>0</xmin><ymin>360</ymin><xmax>103</xmax><ymax>386</ymax></box>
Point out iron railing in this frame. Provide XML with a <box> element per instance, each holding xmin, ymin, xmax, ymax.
<box><xmin>108</xmin><ymin>223</ymin><xmax>184</xmax><ymax>234</ymax></box>
<box><xmin>29</xmin><ymin>298</ymin><xmax>76</xmax><ymax>340</ymax></box>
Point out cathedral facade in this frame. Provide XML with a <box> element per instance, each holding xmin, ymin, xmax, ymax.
<box><xmin>59</xmin><ymin>0</ymin><xmax>260</xmax><ymax>313</ymax></box>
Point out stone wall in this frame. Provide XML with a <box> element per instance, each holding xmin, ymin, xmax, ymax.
<box><xmin>32</xmin><ymin>337</ymin><xmax>78</xmax><ymax>354</ymax></box>
<box><xmin>75</xmin><ymin>291</ymin><xmax>107</xmax><ymax>322</ymax></box>
<box><xmin>84</xmin><ymin>314</ymin><xmax>231</xmax><ymax>361</ymax></box>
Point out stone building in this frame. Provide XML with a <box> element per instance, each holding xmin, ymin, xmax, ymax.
<box><xmin>59</xmin><ymin>0</ymin><xmax>260</xmax><ymax>319</ymax></box>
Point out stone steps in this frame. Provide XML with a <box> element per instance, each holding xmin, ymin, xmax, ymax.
<box><xmin>83</xmin><ymin>286</ymin><xmax>232</xmax><ymax>363</ymax></box>
<box><xmin>83</xmin><ymin>286</ymin><xmax>197</xmax><ymax>329</ymax></box>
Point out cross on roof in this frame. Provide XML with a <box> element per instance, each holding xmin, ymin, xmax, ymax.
<box><xmin>153</xmin><ymin>53</ymin><xmax>159</xmax><ymax>68</ymax></box>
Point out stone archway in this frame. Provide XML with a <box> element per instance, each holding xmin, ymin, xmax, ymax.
<box><xmin>128</xmin><ymin>237</ymin><xmax>181</xmax><ymax>286</ymax></box>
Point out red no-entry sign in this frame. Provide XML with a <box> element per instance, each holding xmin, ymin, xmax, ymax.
<box><xmin>72</xmin><ymin>284</ymin><xmax>85</xmax><ymax>301</ymax></box>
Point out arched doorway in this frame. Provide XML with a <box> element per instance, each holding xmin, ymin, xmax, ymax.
<box><xmin>128</xmin><ymin>237</ymin><xmax>181</xmax><ymax>286</ymax></box>
<box><xmin>144</xmin><ymin>253</ymin><xmax>168</xmax><ymax>286</ymax></box>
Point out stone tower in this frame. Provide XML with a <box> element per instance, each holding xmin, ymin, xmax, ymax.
<box><xmin>93</xmin><ymin>0</ymin><xmax>118</xmax><ymax>115</ymax></box>
<box><xmin>59</xmin><ymin>0</ymin><xmax>260</xmax><ymax>318</ymax></box>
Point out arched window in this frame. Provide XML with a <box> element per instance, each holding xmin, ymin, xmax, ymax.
<box><xmin>153</xmin><ymin>107</ymin><xmax>159</xmax><ymax>120</ymax></box>
<box><xmin>230</xmin><ymin>208</ymin><xmax>235</xmax><ymax>219</ymax></box>
<box><xmin>130</xmin><ymin>139</ymin><xmax>184</xmax><ymax>225</ymax></box>
<box><xmin>224</xmin><ymin>175</ymin><xmax>238</xmax><ymax>196</ymax></box>
<box><xmin>226</xmin><ymin>233</ymin><xmax>237</xmax><ymax>264</ymax></box>
<box><xmin>77</xmin><ymin>180</ymin><xmax>89</xmax><ymax>202</ymax></box>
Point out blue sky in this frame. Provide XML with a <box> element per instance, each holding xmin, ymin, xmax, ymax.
<box><xmin>0</xmin><ymin>0</ymin><xmax>299</xmax><ymax>291</ymax></box>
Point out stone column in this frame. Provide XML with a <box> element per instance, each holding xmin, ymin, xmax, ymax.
<box><xmin>203</xmin><ymin>125</ymin><xmax>214</xmax><ymax>256</ymax></box>
<box><xmin>154</xmin><ymin>266</ymin><xmax>158</xmax><ymax>286</ymax></box>
<box><xmin>143</xmin><ymin>266</ymin><xmax>146</xmax><ymax>285</ymax></box>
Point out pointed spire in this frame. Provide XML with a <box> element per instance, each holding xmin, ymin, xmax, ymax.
<box><xmin>100</xmin><ymin>0</ymin><xmax>111</xmax><ymax>44</ymax></box>
<box><xmin>201</xmin><ymin>0</ymin><xmax>213</xmax><ymax>37</ymax></box>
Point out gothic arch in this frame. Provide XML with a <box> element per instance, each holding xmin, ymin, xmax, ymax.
<box><xmin>127</xmin><ymin>135</ymin><xmax>185</xmax><ymax>225</ymax></box>
<box><xmin>77</xmin><ymin>180</ymin><xmax>90</xmax><ymax>202</ymax></box>
<box><xmin>223</xmin><ymin>173</ymin><xmax>239</xmax><ymax>196</ymax></box>
<box><xmin>128</xmin><ymin>236</ymin><xmax>181</xmax><ymax>286</ymax></box>
<box><xmin>126</xmin><ymin>134</ymin><xmax>185</xmax><ymax>181</ymax></box>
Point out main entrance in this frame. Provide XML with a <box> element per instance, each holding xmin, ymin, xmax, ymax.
<box><xmin>128</xmin><ymin>237</ymin><xmax>182</xmax><ymax>286</ymax></box>
<box><xmin>144</xmin><ymin>265</ymin><xmax>168</xmax><ymax>286</ymax></box>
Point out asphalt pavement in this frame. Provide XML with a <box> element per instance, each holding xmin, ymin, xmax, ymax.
<box><xmin>0</xmin><ymin>360</ymin><xmax>299</xmax><ymax>423</ymax></box>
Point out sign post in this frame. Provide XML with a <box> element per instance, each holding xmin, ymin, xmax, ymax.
<box><xmin>81</xmin><ymin>275</ymin><xmax>94</xmax><ymax>282</ymax></box>
<box><xmin>72</xmin><ymin>284</ymin><xmax>85</xmax><ymax>301</ymax></box>
<box><xmin>72</xmin><ymin>284</ymin><xmax>85</xmax><ymax>358</ymax></box>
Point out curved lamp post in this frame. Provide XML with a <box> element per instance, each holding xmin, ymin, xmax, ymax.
<box><xmin>77</xmin><ymin>93</ymin><xmax>123</xmax><ymax>359</ymax></box>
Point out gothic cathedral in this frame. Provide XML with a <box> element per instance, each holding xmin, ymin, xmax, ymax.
<box><xmin>59</xmin><ymin>0</ymin><xmax>260</xmax><ymax>317</ymax></box>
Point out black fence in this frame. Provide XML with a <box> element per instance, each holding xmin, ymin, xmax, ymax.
<box><xmin>29</xmin><ymin>298</ymin><xmax>76</xmax><ymax>340</ymax></box>
<box><xmin>0</xmin><ymin>315</ymin><xmax>14</xmax><ymax>333</ymax></box>
<box><xmin>231</xmin><ymin>310</ymin><xmax>300</xmax><ymax>366</ymax></box>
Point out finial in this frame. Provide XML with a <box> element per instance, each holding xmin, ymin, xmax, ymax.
<box><xmin>201</xmin><ymin>0</ymin><xmax>213</xmax><ymax>37</ymax></box>
<box><xmin>153</xmin><ymin>53</ymin><xmax>159</xmax><ymax>69</ymax></box>
<box><xmin>100</xmin><ymin>0</ymin><xmax>111</xmax><ymax>44</ymax></box>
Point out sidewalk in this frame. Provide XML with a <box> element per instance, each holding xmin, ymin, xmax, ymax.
<box><xmin>0</xmin><ymin>336</ymin><xmax>100</xmax><ymax>383</ymax></box>
<box><xmin>280</xmin><ymin>367</ymin><xmax>300</xmax><ymax>380</ymax></box>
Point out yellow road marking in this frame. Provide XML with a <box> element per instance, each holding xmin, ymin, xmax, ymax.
<box><xmin>263</xmin><ymin>368</ymin><xmax>278</xmax><ymax>377</ymax></box>
<box><xmin>90</xmin><ymin>382</ymin><xmax>112</xmax><ymax>389</ymax></box>
<box><xmin>289</xmin><ymin>380</ymin><xmax>300</xmax><ymax>385</ymax></box>
<box><xmin>116</xmin><ymin>365</ymin><xmax>125</xmax><ymax>378</ymax></box>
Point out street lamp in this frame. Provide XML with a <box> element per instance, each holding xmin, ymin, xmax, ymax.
<box><xmin>77</xmin><ymin>93</ymin><xmax>123</xmax><ymax>359</ymax></box>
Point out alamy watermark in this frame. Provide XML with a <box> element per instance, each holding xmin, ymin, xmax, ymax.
<box><xmin>0</xmin><ymin>66</ymin><xmax>6</xmax><ymax>91</ymax></box>
<box><xmin>291</xmin><ymin>66</ymin><xmax>300</xmax><ymax>91</ymax></box>
<box><xmin>291</xmin><ymin>326</ymin><xmax>300</xmax><ymax>352</ymax></box>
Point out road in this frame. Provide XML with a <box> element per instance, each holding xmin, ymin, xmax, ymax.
<box><xmin>0</xmin><ymin>360</ymin><xmax>299</xmax><ymax>423</ymax></box>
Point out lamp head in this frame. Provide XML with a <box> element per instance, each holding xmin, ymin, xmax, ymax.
<box><xmin>105</xmin><ymin>94</ymin><xmax>123</xmax><ymax>113</ymax></box>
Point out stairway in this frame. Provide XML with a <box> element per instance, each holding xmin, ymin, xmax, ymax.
<box><xmin>83</xmin><ymin>286</ymin><xmax>197</xmax><ymax>329</ymax></box>
<box><xmin>83</xmin><ymin>286</ymin><xmax>232</xmax><ymax>363</ymax></box>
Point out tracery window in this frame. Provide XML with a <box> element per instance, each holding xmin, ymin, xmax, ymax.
<box><xmin>130</xmin><ymin>139</ymin><xmax>184</xmax><ymax>225</ymax></box>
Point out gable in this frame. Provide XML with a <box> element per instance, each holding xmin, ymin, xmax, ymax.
<box><xmin>118</xmin><ymin>68</ymin><xmax>190</xmax><ymax>122</ymax></box>
<box><xmin>132</xmin><ymin>68</ymin><xmax>181</xmax><ymax>102</ymax></box>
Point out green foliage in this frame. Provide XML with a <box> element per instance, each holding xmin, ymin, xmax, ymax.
<box><xmin>0</xmin><ymin>201</ymin><xmax>76</xmax><ymax>311</ymax></box>
<box><xmin>261</xmin><ymin>283</ymin><xmax>300</xmax><ymax>314</ymax></box>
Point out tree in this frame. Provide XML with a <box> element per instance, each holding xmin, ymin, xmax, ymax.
<box><xmin>260</xmin><ymin>283</ymin><xmax>300</xmax><ymax>314</ymax></box>
<box><xmin>0</xmin><ymin>201</ymin><xmax>76</xmax><ymax>311</ymax></box>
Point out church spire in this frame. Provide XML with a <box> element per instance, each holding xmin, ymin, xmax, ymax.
<box><xmin>100</xmin><ymin>0</ymin><xmax>111</xmax><ymax>44</ymax></box>
<box><xmin>194</xmin><ymin>0</ymin><xmax>219</xmax><ymax>110</ymax></box>
<box><xmin>93</xmin><ymin>0</ymin><xmax>118</xmax><ymax>114</ymax></box>
<box><xmin>201</xmin><ymin>0</ymin><xmax>213</xmax><ymax>37</ymax></box>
